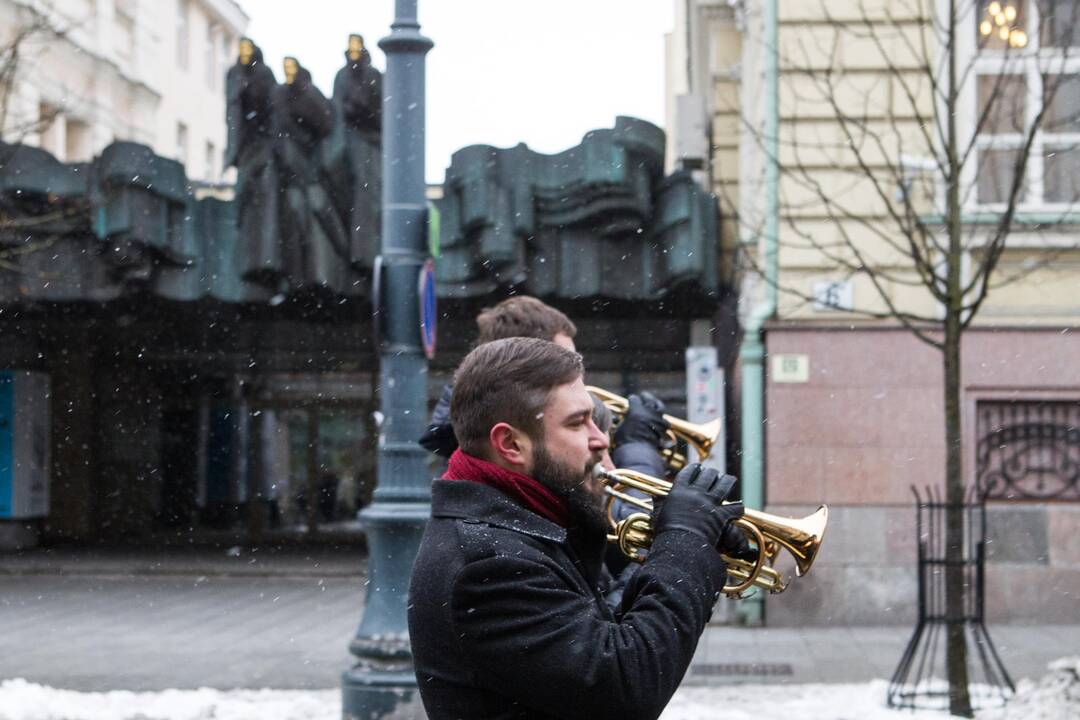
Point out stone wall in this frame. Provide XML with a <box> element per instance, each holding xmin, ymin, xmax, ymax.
<box><xmin>763</xmin><ymin>325</ymin><xmax>1080</xmax><ymax>626</ymax></box>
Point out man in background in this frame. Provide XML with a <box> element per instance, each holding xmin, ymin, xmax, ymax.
<box><xmin>418</xmin><ymin>295</ymin><xmax>576</xmax><ymax>459</ymax></box>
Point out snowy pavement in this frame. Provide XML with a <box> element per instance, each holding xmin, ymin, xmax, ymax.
<box><xmin>4</xmin><ymin>574</ymin><xmax>1077</xmax><ymax>692</ymax></box>
<box><xmin>1</xmin><ymin>659</ymin><xmax>1078</xmax><ymax>720</ymax></box>
<box><xmin>1</xmin><ymin>553</ymin><xmax>1077</xmax><ymax>718</ymax></box>
<box><xmin>0</xmin><ymin>575</ymin><xmax>362</xmax><ymax>691</ymax></box>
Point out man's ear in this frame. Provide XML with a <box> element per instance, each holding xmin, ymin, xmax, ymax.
<box><xmin>489</xmin><ymin>422</ymin><xmax>531</xmax><ymax>470</ymax></box>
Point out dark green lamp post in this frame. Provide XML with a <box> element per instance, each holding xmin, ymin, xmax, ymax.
<box><xmin>341</xmin><ymin>1</ymin><xmax>433</xmax><ymax>718</ymax></box>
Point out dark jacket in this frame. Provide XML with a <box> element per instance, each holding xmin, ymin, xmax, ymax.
<box><xmin>408</xmin><ymin>479</ymin><xmax>728</xmax><ymax>720</ymax></box>
<box><xmin>419</xmin><ymin>383</ymin><xmax>457</xmax><ymax>457</ymax></box>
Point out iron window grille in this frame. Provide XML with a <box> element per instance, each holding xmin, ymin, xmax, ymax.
<box><xmin>975</xmin><ymin>399</ymin><xmax>1080</xmax><ymax>500</ymax></box>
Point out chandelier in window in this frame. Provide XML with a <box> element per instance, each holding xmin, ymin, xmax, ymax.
<box><xmin>979</xmin><ymin>2</ymin><xmax>1028</xmax><ymax>48</ymax></box>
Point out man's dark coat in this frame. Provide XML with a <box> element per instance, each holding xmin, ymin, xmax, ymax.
<box><xmin>408</xmin><ymin>479</ymin><xmax>728</xmax><ymax>720</ymax></box>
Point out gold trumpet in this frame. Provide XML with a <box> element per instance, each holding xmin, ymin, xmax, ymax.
<box><xmin>594</xmin><ymin>467</ymin><xmax>828</xmax><ymax>598</ymax></box>
<box><xmin>587</xmin><ymin>386</ymin><xmax>721</xmax><ymax>471</ymax></box>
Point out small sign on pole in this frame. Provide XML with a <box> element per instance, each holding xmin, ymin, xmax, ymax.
<box><xmin>685</xmin><ymin>347</ymin><xmax>725</xmax><ymax>473</ymax></box>
<box><xmin>418</xmin><ymin>258</ymin><xmax>437</xmax><ymax>360</ymax></box>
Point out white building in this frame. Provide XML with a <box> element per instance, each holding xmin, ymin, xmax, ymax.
<box><xmin>1</xmin><ymin>0</ymin><xmax>248</xmax><ymax>182</ymax></box>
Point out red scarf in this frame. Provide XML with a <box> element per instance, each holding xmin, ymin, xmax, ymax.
<box><xmin>443</xmin><ymin>449</ymin><xmax>574</xmax><ymax>528</ymax></box>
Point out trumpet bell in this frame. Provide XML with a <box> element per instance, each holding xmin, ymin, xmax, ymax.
<box><xmin>586</xmin><ymin>385</ymin><xmax>723</xmax><ymax>469</ymax></box>
<box><xmin>687</xmin><ymin>417</ymin><xmax>723</xmax><ymax>459</ymax></box>
<box><xmin>744</xmin><ymin>504</ymin><xmax>828</xmax><ymax>579</ymax></box>
<box><xmin>594</xmin><ymin>466</ymin><xmax>828</xmax><ymax>597</ymax></box>
<box><xmin>795</xmin><ymin>506</ymin><xmax>828</xmax><ymax>577</ymax></box>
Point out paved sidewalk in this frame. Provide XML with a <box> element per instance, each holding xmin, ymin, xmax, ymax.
<box><xmin>688</xmin><ymin>624</ymin><xmax>1078</xmax><ymax>686</ymax></box>
<box><xmin>0</xmin><ymin>543</ymin><xmax>365</xmax><ymax>578</ymax></box>
<box><xmin>0</xmin><ymin>547</ymin><xmax>1076</xmax><ymax>692</ymax></box>
<box><xmin>0</xmin><ymin>573</ymin><xmax>363</xmax><ymax>691</ymax></box>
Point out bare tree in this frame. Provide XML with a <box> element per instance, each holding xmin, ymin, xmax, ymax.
<box><xmin>731</xmin><ymin>0</ymin><xmax>1078</xmax><ymax>715</ymax></box>
<box><xmin>0</xmin><ymin>10</ymin><xmax>66</xmax><ymax>145</ymax></box>
<box><xmin>0</xmin><ymin>8</ymin><xmax>77</xmax><ymax>274</ymax></box>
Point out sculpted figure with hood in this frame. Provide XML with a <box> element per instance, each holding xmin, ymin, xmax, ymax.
<box><xmin>327</xmin><ymin>33</ymin><xmax>383</xmax><ymax>274</ymax></box>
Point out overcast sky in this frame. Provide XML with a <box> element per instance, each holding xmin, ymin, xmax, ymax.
<box><xmin>243</xmin><ymin>1</ymin><xmax>675</xmax><ymax>183</ymax></box>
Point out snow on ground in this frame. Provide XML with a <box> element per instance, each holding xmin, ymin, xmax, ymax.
<box><xmin>979</xmin><ymin>657</ymin><xmax>1080</xmax><ymax>720</ymax></box>
<box><xmin>1</xmin><ymin>658</ymin><xmax>1076</xmax><ymax>720</ymax></box>
<box><xmin>0</xmin><ymin>685</ymin><xmax>339</xmax><ymax>720</ymax></box>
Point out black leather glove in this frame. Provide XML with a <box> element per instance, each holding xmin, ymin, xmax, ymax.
<box><xmin>613</xmin><ymin>392</ymin><xmax>669</xmax><ymax>448</ymax></box>
<box><xmin>718</xmin><ymin>522</ymin><xmax>758</xmax><ymax>562</ymax></box>
<box><xmin>653</xmin><ymin>464</ymin><xmax>744</xmax><ymax>548</ymax></box>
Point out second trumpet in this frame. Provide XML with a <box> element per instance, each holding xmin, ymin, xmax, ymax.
<box><xmin>587</xmin><ymin>386</ymin><xmax>721</xmax><ymax>471</ymax></box>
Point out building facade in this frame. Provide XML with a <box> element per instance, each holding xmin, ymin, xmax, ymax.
<box><xmin>668</xmin><ymin>0</ymin><xmax>1080</xmax><ymax>625</ymax></box>
<box><xmin>1</xmin><ymin>0</ymin><xmax>247</xmax><ymax>181</ymax></box>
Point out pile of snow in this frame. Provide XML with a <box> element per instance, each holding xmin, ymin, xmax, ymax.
<box><xmin>666</xmin><ymin>680</ymin><xmax>944</xmax><ymax>719</ymax></box>
<box><xmin>1</xmin><ymin>659</ymin><xmax>1076</xmax><ymax>720</ymax></box>
<box><xmin>0</xmin><ymin>682</ymin><xmax>338</xmax><ymax>720</ymax></box>
<box><xmin>982</xmin><ymin>656</ymin><xmax>1080</xmax><ymax>720</ymax></box>
<box><xmin>667</xmin><ymin>661</ymin><xmax>1080</xmax><ymax>720</ymax></box>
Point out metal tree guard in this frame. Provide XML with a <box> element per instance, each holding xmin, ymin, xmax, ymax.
<box><xmin>341</xmin><ymin>0</ymin><xmax>433</xmax><ymax>718</ymax></box>
<box><xmin>886</xmin><ymin>485</ymin><xmax>1015</xmax><ymax>711</ymax></box>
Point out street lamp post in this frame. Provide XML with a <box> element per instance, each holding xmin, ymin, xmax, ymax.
<box><xmin>341</xmin><ymin>1</ymin><xmax>433</xmax><ymax>718</ymax></box>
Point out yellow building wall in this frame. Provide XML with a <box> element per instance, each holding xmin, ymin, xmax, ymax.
<box><xmin>714</xmin><ymin>1</ymin><xmax>1079</xmax><ymax>327</ymax></box>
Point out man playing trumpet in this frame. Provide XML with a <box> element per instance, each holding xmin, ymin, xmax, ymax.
<box><xmin>408</xmin><ymin>337</ymin><xmax>748</xmax><ymax>719</ymax></box>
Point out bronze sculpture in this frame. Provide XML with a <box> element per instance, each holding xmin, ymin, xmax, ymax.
<box><xmin>225</xmin><ymin>38</ymin><xmax>280</xmax><ymax>289</ymax></box>
<box><xmin>224</xmin><ymin>37</ymin><xmax>383</xmax><ymax>294</ymax></box>
<box><xmin>272</xmin><ymin>55</ymin><xmax>350</xmax><ymax>290</ymax></box>
<box><xmin>328</xmin><ymin>34</ymin><xmax>382</xmax><ymax>274</ymax></box>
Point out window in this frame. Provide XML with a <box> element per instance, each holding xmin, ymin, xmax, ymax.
<box><xmin>975</xmin><ymin>0</ymin><xmax>1028</xmax><ymax>49</ymax></box>
<box><xmin>971</xmin><ymin>0</ymin><xmax>1080</xmax><ymax>207</ymax></box>
<box><xmin>177</xmin><ymin>122</ymin><xmax>188</xmax><ymax>166</ymax></box>
<box><xmin>977</xmin><ymin>148</ymin><xmax>1023</xmax><ymax>204</ymax></box>
<box><xmin>37</xmin><ymin>103</ymin><xmax>62</xmax><ymax>158</ymax></box>
<box><xmin>66</xmin><ymin>119</ymin><xmax>91</xmax><ymax>162</ymax></box>
<box><xmin>114</xmin><ymin>0</ymin><xmax>135</xmax><ymax>60</ymax></box>
<box><xmin>1041</xmin><ymin>71</ymin><xmax>1080</xmax><ymax>202</ymax></box>
<box><xmin>1042</xmin><ymin>146</ymin><xmax>1080</xmax><ymax>202</ymax></box>
<box><xmin>976</xmin><ymin>399</ymin><xmax>1080</xmax><ymax>500</ymax></box>
<box><xmin>205</xmin><ymin>141</ymin><xmax>216</xmax><ymax>180</ymax></box>
<box><xmin>206</xmin><ymin>23</ymin><xmax>219</xmax><ymax>88</ymax></box>
<box><xmin>1040</xmin><ymin>0</ymin><xmax>1080</xmax><ymax>48</ymax></box>
<box><xmin>977</xmin><ymin>74</ymin><xmax>1025</xmax><ymax>134</ymax></box>
<box><xmin>176</xmin><ymin>0</ymin><xmax>190</xmax><ymax>69</ymax></box>
<box><xmin>221</xmin><ymin>33</ymin><xmax>233</xmax><ymax>73</ymax></box>
<box><xmin>975</xmin><ymin>74</ymin><xmax>1027</xmax><ymax>203</ymax></box>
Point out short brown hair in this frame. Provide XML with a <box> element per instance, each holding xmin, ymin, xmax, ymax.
<box><xmin>451</xmin><ymin>337</ymin><xmax>584</xmax><ymax>457</ymax></box>
<box><xmin>475</xmin><ymin>296</ymin><xmax>577</xmax><ymax>345</ymax></box>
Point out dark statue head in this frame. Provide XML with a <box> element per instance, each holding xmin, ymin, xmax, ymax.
<box><xmin>238</xmin><ymin>37</ymin><xmax>263</xmax><ymax>67</ymax></box>
<box><xmin>345</xmin><ymin>33</ymin><xmax>372</xmax><ymax>70</ymax></box>
<box><xmin>283</xmin><ymin>56</ymin><xmax>299</xmax><ymax>85</ymax></box>
<box><xmin>347</xmin><ymin>34</ymin><xmax>364</xmax><ymax>61</ymax></box>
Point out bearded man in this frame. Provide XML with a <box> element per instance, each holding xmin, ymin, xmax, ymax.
<box><xmin>408</xmin><ymin>337</ymin><xmax>747</xmax><ymax>720</ymax></box>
